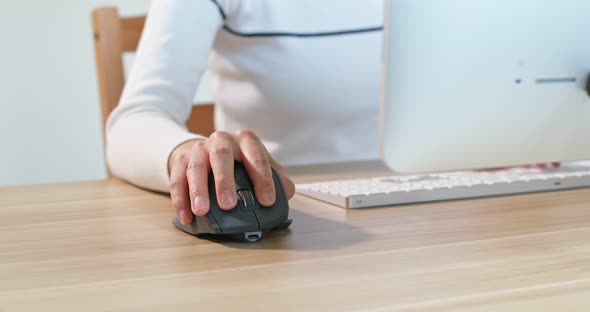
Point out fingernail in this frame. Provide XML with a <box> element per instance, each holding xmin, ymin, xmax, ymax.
<box><xmin>193</xmin><ymin>196</ymin><xmax>209</xmax><ymax>214</ymax></box>
<box><xmin>221</xmin><ymin>191</ymin><xmax>236</xmax><ymax>208</ymax></box>
<box><xmin>179</xmin><ymin>210</ymin><xmax>191</xmax><ymax>225</ymax></box>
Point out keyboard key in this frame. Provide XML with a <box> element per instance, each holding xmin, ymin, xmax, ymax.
<box><xmin>296</xmin><ymin>165</ymin><xmax>590</xmax><ymax>208</ymax></box>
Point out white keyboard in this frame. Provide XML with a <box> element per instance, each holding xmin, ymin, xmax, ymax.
<box><xmin>296</xmin><ymin>165</ymin><xmax>590</xmax><ymax>208</ymax></box>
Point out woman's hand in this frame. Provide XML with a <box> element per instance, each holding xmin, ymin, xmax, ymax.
<box><xmin>168</xmin><ymin>129</ymin><xmax>295</xmax><ymax>225</ymax></box>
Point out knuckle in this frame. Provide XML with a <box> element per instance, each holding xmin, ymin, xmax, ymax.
<box><xmin>173</xmin><ymin>153</ymin><xmax>189</xmax><ymax>166</ymax></box>
<box><xmin>189</xmin><ymin>185</ymin><xmax>198</xmax><ymax>197</ymax></box>
<box><xmin>186</xmin><ymin>158</ymin><xmax>208</xmax><ymax>172</ymax></box>
<box><xmin>168</xmin><ymin>178</ymin><xmax>182</xmax><ymax>190</ymax></box>
<box><xmin>236</xmin><ymin>128</ymin><xmax>256</xmax><ymax>139</ymax></box>
<box><xmin>215</xmin><ymin>176</ymin><xmax>235</xmax><ymax>189</ymax></box>
<box><xmin>170</xmin><ymin>196</ymin><xmax>185</xmax><ymax>210</ymax></box>
<box><xmin>210</xmin><ymin>144</ymin><xmax>232</xmax><ymax>157</ymax></box>
<box><xmin>188</xmin><ymin>180</ymin><xmax>206</xmax><ymax>195</ymax></box>
<box><xmin>209</xmin><ymin>131</ymin><xmax>230</xmax><ymax>142</ymax></box>
<box><xmin>250</xmin><ymin>155</ymin><xmax>270</xmax><ymax>169</ymax></box>
<box><xmin>192</xmin><ymin>140</ymin><xmax>207</xmax><ymax>151</ymax></box>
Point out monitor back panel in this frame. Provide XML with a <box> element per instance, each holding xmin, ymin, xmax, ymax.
<box><xmin>381</xmin><ymin>0</ymin><xmax>590</xmax><ymax>173</ymax></box>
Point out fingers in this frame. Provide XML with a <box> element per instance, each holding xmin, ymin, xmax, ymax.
<box><xmin>209</xmin><ymin>132</ymin><xmax>239</xmax><ymax>210</ymax></box>
<box><xmin>186</xmin><ymin>141</ymin><xmax>211</xmax><ymax>216</ymax></box>
<box><xmin>269</xmin><ymin>158</ymin><xmax>296</xmax><ymax>199</ymax></box>
<box><xmin>262</xmin><ymin>144</ymin><xmax>296</xmax><ymax>199</ymax></box>
<box><xmin>169</xmin><ymin>129</ymin><xmax>292</xmax><ymax>220</ymax></box>
<box><xmin>169</xmin><ymin>156</ymin><xmax>193</xmax><ymax>225</ymax></box>
<box><xmin>236</xmin><ymin>129</ymin><xmax>276</xmax><ymax>206</ymax></box>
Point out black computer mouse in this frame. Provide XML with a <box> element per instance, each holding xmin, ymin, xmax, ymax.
<box><xmin>172</xmin><ymin>161</ymin><xmax>292</xmax><ymax>243</ymax></box>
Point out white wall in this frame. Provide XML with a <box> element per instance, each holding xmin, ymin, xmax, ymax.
<box><xmin>0</xmin><ymin>0</ymin><xmax>211</xmax><ymax>187</ymax></box>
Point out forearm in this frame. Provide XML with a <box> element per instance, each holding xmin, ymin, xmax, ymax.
<box><xmin>107</xmin><ymin>112</ymin><xmax>204</xmax><ymax>192</ymax></box>
<box><xmin>105</xmin><ymin>0</ymin><xmax>223</xmax><ymax>192</ymax></box>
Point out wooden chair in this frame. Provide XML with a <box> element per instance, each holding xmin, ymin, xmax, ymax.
<box><xmin>92</xmin><ymin>7</ymin><xmax>215</xmax><ymax>136</ymax></box>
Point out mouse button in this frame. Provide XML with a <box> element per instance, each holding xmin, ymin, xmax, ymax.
<box><xmin>214</xmin><ymin>208</ymin><xmax>260</xmax><ymax>234</ymax></box>
<box><xmin>195</xmin><ymin>213</ymin><xmax>222</xmax><ymax>234</ymax></box>
<box><xmin>233</xmin><ymin>162</ymin><xmax>254</xmax><ymax>189</ymax></box>
<box><xmin>237</xmin><ymin>189</ymin><xmax>258</xmax><ymax>212</ymax></box>
<box><xmin>234</xmin><ymin>174</ymin><xmax>251</xmax><ymax>190</ymax></box>
<box><xmin>205</xmin><ymin>201</ymin><xmax>228</xmax><ymax>229</ymax></box>
<box><xmin>255</xmin><ymin>170</ymin><xmax>290</xmax><ymax>230</ymax></box>
<box><xmin>254</xmin><ymin>201</ymin><xmax>289</xmax><ymax>231</ymax></box>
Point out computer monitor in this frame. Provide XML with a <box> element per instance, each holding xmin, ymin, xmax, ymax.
<box><xmin>380</xmin><ymin>0</ymin><xmax>590</xmax><ymax>174</ymax></box>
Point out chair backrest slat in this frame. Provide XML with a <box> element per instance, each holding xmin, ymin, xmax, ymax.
<box><xmin>120</xmin><ymin>16</ymin><xmax>145</xmax><ymax>52</ymax></box>
<box><xmin>91</xmin><ymin>7</ymin><xmax>215</xmax><ymax>137</ymax></box>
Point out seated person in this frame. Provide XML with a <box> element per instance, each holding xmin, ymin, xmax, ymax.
<box><xmin>107</xmin><ymin>0</ymin><xmax>383</xmax><ymax>225</ymax></box>
<box><xmin>108</xmin><ymin>0</ymin><xmax>557</xmax><ymax>224</ymax></box>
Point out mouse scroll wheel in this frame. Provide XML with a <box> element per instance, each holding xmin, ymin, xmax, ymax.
<box><xmin>237</xmin><ymin>189</ymin><xmax>257</xmax><ymax>208</ymax></box>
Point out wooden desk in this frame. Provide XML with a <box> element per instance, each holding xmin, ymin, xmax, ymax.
<box><xmin>1</xmin><ymin>161</ymin><xmax>590</xmax><ymax>311</ymax></box>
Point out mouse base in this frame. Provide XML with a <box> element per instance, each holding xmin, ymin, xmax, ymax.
<box><xmin>172</xmin><ymin>216</ymin><xmax>201</xmax><ymax>236</ymax></box>
<box><xmin>172</xmin><ymin>217</ymin><xmax>293</xmax><ymax>243</ymax></box>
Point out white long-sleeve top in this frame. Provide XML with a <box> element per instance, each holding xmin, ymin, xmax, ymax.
<box><xmin>107</xmin><ymin>0</ymin><xmax>383</xmax><ymax>192</ymax></box>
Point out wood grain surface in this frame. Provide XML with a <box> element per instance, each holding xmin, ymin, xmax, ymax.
<box><xmin>1</xmin><ymin>161</ymin><xmax>589</xmax><ymax>311</ymax></box>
